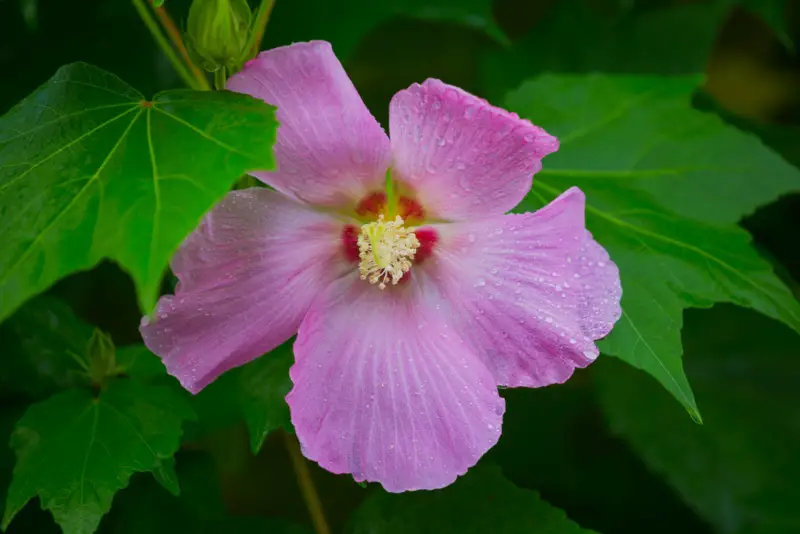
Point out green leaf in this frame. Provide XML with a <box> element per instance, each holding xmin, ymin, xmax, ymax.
<box><xmin>507</xmin><ymin>74</ymin><xmax>800</xmax><ymax>417</ymax></box>
<box><xmin>507</xmin><ymin>75</ymin><xmax>800</xmax><ymax>225</ymax></box>
<box><xmin>239</xmin><ymin>340</ymin><xmax>294</xmax><ymax>454</ymax></box>
<box><xmin>182</xmin><ymin>366</ymin><xmax>243</xmax><ymax>442</ymax></box>
<box><xmin>481</xmin><ymin>0</ymin><xmax>726</xmax><ymax>100</ymax></box>
<box><xmin>115</xmin><ymin>344</ymin><xmax>170</xmax><ymax>382</ymax></box>
<box><xmin>2</xmin><ymin>379</ymin><xmax>196</xmax><ymax>534</ymax></box>
<box><xmin>596</xmin><ymin>305</ymin><xmax>800</xmax><ymax>534</ymax></box>
<box><xmin>0</xmin><ymin>62</ymin><xmax>278</xmax><ymax>322</ymax></box>
<box><xmin>265</xmin><ymin>0</ymin><xmax>508</xmax><ymax>61</ymax></box>
<box><xmin>150</xmin><ymin>456</ymin><xmax>179</xmax><ymax>497</ymax></box>
<box><xmin>0</xmin><ymin>296</ymin><xmax>93</xmax><ymax>398</ymax></box>
<box><xmin>346</xmin><ymin>466</ymin><xmax>595</xmax><ymax>533</ymax></box>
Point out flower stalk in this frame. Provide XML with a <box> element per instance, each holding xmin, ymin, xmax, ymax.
<box><xmin>246</xmin><ymin>0</ymin><xmax>276</xmax><ymax>61</ymax></box>
<box><xmin>131</xmin><ymin>0</ymin><xmax>203</xmax><ymax>89</ymax></box>
<box><xmin>150</xmin><ymin>0</ymin><xmax>211</xmax><ymax>90</ymax></box>
<box><xmin>284</xmin><ymin>433</ymin><xmax>331</xmax><ymax>534</ymax></box>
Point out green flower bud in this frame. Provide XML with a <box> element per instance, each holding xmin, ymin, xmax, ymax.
<box><xmin>187</xmin><ymin>0</ymin><xmax>252</xmax><ymax>73</ymax></box>
<box><xmin>87</xmin><ymin>329</ymin><xmax>116</xmax><ymax>387</ymax></box>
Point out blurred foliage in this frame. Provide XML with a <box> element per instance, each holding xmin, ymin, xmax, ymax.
<box><xmin>1</xmin><ymin>0</ymin><xmax>799</xmax><ymax>533</ymax></box>
<box><xmin>597</xmin><ymin>305</ymin><xmax>800</xmax><ymax>534</ymax></box>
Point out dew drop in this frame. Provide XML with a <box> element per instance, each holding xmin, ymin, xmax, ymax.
<box><xmin>475</xmin><ymin>277</ymin><xmax>487</xmax><ymax>287</ymax></box>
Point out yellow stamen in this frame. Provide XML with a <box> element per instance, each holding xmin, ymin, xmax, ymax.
<box><xmin>358</xmin><ymin>215</ymin><xmax>420</xmax><ymax>290</ymax></box>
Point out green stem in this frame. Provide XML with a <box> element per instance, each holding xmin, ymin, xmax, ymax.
<box><xmin>246</xmin><ymin>0</ymin><xmax>276</xmax><ymax>60</ymax></box>
<box><xmin>131</xmin><ymin>0</ymin><xmax>200</xmax><ymax>89</ymax></box>
<box><xmin>149</xmin><ymin>0</ymin><xmax>211</xmax><ymax>90</ymax></box>
<box><xmin>213</xmin><ymin>66</ymin><xmax>228</xmax><ymax>90</ymax></box>
<box><xmin>283</xmin><ymin>433</ymin><xmax>331</xmax><ymax>534</ymax></box>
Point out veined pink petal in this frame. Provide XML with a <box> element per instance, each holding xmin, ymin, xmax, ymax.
<box><xmin>389</xmin><ymin>79</ymin><xmax>558</xmax><ymax>221</ymax></box>
<box><xmin>423</xmin><ymin>187</ymin><xmax>622</xmax><ymax>387</ymax></box>
<box><xmin>227</xmin><ymin>41</ymin><xmax>391</xmax><ymax>208</ymax></box>
<box><xmin>288</xmin><ymin>276</ymin><xmax>505</xmax><ymax>492</ymax></box>
<box><xmin>140</xmin><ymin>189</ymin><xmax>349</xmax><ymax>393</ymax></box>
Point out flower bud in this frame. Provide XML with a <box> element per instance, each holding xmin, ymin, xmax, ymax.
<box><xmin>87</xmin><ymin>329</ymin><xmax>116</xmax><ymax>387</ymax></box>
<box><xmin>187</xmin><ymin>0</ymin><xmax>252</xmax><ymax>72</ymax></box>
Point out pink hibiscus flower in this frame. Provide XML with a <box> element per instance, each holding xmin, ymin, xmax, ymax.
<box><xmin>140</xmin><ymin>41</ymin><xmax>622</xmax><ymax>492</ymax></box>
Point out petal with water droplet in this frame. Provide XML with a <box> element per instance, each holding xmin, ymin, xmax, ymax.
<box><xmin>289</xmin><ymin>277</ymin><xmax>504</xmax><ymax>492</ymax></box>
<box><xmin>389</xmin><ymin>78</ymin><xmax>558</xmax><ymax>221</ymax></box>
<box><xmin>422</xmin><ymin>187</ymin><xmax>622</xmax><ymax>387</ymax></box>
<box><xmin>228</xmin><ymin>41</ymin><xmax>390</xmax><ymax>208</ymax></box>
<box><xmin>140</xmin><ymin>189</ymin><xmax>348</xmax><ymax>393</ymax></box>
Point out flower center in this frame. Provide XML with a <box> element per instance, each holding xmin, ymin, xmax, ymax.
<box><xmin>358</xmin><ymin>215</ymin><xmax>420</xmax><ymax>290</ymax></box>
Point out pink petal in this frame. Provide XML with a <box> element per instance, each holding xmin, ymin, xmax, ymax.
<box><xmin>288</xmin><ymin>277</ymin><xmax>505</xmax><ymax>492</ymax></box>
<box><xmin>425</xmin><ymin>187</ymin><xmax>622</xmax><ymax>387</ymax></box>
<box><xmin>140</xmin><ymin>189</ymin><xmax>349</xmax><ymax>393</ymax></box>
<box><xmin>389</xmin><ymin>79</ymin><xmax>559</xmax><ymax>221</ymax></box>
<box><xmin>227</xmin><ymin>41</ymin><xmax>391</xmax><ymax>208</ymax></box>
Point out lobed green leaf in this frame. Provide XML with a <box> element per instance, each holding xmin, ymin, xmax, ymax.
<box><xmin>0</xmin><ymin>63</ymin><xmax>278</xmax><ymax>322</ymax></box>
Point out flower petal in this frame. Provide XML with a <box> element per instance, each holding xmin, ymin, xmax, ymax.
<box><xmin>424</xmin><ymin>187</ymin><xmax>622</xmax><ymax>387</ymax></box>
<box><xmin>389</xmin><ymin>79</ymin><xmax>558</xmax><ymax>220</ymax></box>
<box><xmin>289</xmin><ymin>277</ymin><xmax>505</xmax><ymax>492</ymax></box>
<box><xmin>140</xmin><ymin>189</ymin><xmax>348</xmax><ymax>393</ymax></box>
<box><xmin>227</xmin><ymin>41</ymin><xmax>391</xmax><ymax>208</ymax></box>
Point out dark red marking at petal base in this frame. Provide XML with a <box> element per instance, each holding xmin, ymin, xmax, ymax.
<box><xmin>355</xmin><ymin>191</ymin><xmax>387</xmax><ymax>217</ymax></box>
<box><xmin>342</xmin><ymin>225</ymin><xmax>360</xmax><ymax>262</ymax></box>
<box><xmin>414</xmin><ymin>227</ymin><xmax>439</xmax><ymax>264</ymax></box>
<box><xmin>398</xmin><ymin>196</ymin><xmax>425</xmax><ymax>223</ymax></box>
<box><xmin>397</xmin><ymin>268</ymin><xmax>412</xmax><ymax>286</ymax></box>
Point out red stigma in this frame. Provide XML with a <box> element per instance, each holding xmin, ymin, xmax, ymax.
<box><xmin>342</xmin><ymin>225</ymin><xmax>360</xmax><ymax>262</ymax></box>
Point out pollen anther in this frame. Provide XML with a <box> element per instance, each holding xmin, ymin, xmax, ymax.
<box><xmin>358</xmin><ymin>215</ymin><xmax>420</xmax><ymax>289</ymax></box>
